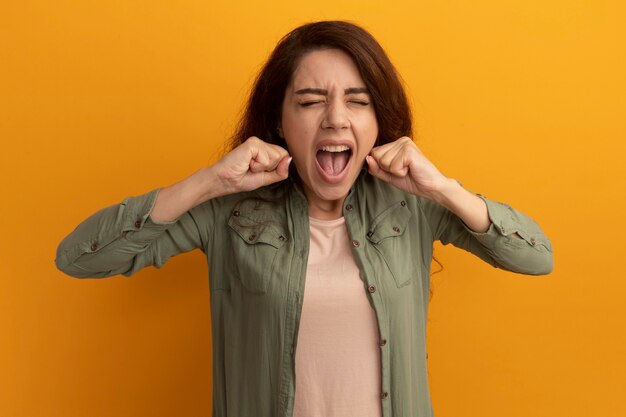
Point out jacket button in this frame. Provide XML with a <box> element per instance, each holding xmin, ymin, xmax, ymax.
<box><xmin>90</xmin><ymin>243</ymin><xmax>98</xmax><ymax>251</ymax></box>
<box><xmin>400</xmin><ymin>200</ymin><xmax>406</xmax><ymax>207</ymax></box>
<box><xmin>279</xmin><ymin>235</ymin><xmax>286</xmax><ymax>241</ymax></box>
<box><xmin>233</xmin><ymin>210</ymin><xmax>240</xmax><ymax>217</ymax></box>
<box><xmin>366</xmin><ymin>231</ymin><xmax>373</xmax><ymax>238</ymax></box>
<box><xmin>134</xmin><ymin>220</ymin><xmax>142</xmax><ymax>228</ymax></box>
<box><xmin>392</xmin><ymin>226</ymin><xmax>400</xmax><ymax>233</ymax></box>
<box><xmin>248</xmin><ymin>234</ymin><xmax>257</xmax><ymax>241</ymax></box>
<box><xmin>530</xmin><ymin>237</ymin><xmax>536</xmax><ymax>245</ymax></box>
<box><xmin>381</xmin><ymin>391</ymin><xmax>389</xmax><ymax>399</ymax></box>
<box><xmin>368</xmin><ymin>285</ymin><xmax>376</xmax><ymax>293</ymax></box>
<box><xmin>378</xmin><ymin>339</ymin><xmax>387</xmax><ymax>347</ymax></box>
<box><xmin>346</xmin><ymin>204</ymin><xmax>353</xmax><ymax>211</ymax></box>
<box><xmin>352</xmin><ymin>240</ymin><xmax>360</xmax><ymax>247</ymax></box>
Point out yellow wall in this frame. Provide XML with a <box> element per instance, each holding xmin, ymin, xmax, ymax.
<box><xmin>2</xmin><ymin>1</ymin><xmax>624</xmax><ymax>416</ymax></box>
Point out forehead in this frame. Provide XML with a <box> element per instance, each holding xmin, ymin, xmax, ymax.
<box><xmin>290</xmin><ymin>48</ymin><xmax>366</xmax><ymax>89</ymax></box>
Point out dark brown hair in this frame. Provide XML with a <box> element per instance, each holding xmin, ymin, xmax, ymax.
<box><xmin>228</xmin><ymin>20</ymin><xmax>413</xmax><ymax>151</ymax></box>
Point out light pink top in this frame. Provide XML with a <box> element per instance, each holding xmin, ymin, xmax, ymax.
<box><xmin>293</xmin><ymin>216</ymin><xmax>382</xmax><ymax>417</ymax></box>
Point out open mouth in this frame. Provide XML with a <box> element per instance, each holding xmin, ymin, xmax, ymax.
<box><xmin>316</xmin><ymin>145</ymin><xmax>353</xmax><ymax>177</ymax></box>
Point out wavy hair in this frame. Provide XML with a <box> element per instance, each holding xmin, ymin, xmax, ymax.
<box><xmin>228</xmin><ymin>20</ymin><xmax>412</xmax><ymax>151</ymax></box>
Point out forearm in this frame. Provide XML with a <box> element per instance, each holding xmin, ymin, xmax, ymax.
<box><xmin>430</xmin><ymin>178</ymin><xmax>491</xmax><ymax>233</ymax></box>
<box><xmin>422</xmin><ymin>178</ymin><xmax>553</xmax><ymax>274</ymax></box>
<box><xmin>151</xmin><ymin>165</ymin><xmax>225</xmax><ymax>223</ymax></box>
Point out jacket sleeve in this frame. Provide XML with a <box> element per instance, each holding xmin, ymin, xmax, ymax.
<box><xmin>418</xmin><ymin>191</ymin><xmax>554</xmax><ymax>275</ymax></box>
<box><xmin>55</xmin><ymin>188</ymin><xmax>211</xmax><ymax>278</ymax></box>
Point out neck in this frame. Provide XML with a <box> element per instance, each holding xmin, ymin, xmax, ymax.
<box><xmin>307</xmin><ymin>198</ymin><xmax>345</xmax><ymax>220</ymax></box>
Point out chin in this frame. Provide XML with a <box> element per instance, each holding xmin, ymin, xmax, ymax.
<box><xmin>299</xmin><ymin>166</ymin><xmax>360</xmax><ymax>206</ymax></box>
<box><xmin>312</xmin><ymin>179</ymin><xmax>355</xmax><ymax>202</ymax></box>
<box><xmin>318</xmin><ymin>188</ymin><xmax>349</xmax><ymax>202</ymax></box>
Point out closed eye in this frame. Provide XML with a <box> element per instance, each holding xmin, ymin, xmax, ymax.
<box><xmin>299</xmin><ymin>101</ymin><xmax>322</xmax><ymax>107</ymax></box>
<box><xmin>349</xmin><ymin>100</ymin><xmax>370</xmax><ymax>106</ymax></box>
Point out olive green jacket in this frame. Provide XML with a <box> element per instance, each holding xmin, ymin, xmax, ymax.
<box><xmin>55</xmin><ymin>172</ymin><xmax>553</xmax><ymax>417</ymax></box>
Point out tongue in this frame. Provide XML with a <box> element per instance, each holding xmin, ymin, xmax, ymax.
<box><xmin>317</xmin><ymin>151</ymin><xmax>350</xmax><ymax>176</ymax></box>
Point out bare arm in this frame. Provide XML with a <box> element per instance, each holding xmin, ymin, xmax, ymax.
<box><xmin>149</xmin><ymin>166</ymin><xmax>224</xmax><ymax>224</ymax></box>
<box><xmin>428</xmin><ymin>177</ymin><xmax>491</xmax><ymax>232</ymax></box>
<box><xmin>151</xmin><ymin>137</ymin><xmax>291</xmax><ymax>223</ymax></box>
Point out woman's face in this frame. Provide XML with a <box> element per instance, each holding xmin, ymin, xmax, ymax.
<box><xmin>280</xmin><ymin>48</ymin><xmax>379</xmax><ymax>219</ymax></box>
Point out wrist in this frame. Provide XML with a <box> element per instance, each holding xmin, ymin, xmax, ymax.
<box><xmin>193</xmin><ymin>165</ymin><xmax>231</xmax><ymax>205</ymax></box>
<box><xmin>430</xmin><ymin>178</ymin><xmax>491</xmax><ymax>233</ymax></box>
<box><xmin>429</xmin><ymin>177</ymin><xmax>463</xmax><ymax>207</ymax></box>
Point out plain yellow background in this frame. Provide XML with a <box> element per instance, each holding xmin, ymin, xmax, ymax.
<box><xmin>1</xmin><ymin>1</ymin><xmax>625</xmax><ymax>416</ymax></box>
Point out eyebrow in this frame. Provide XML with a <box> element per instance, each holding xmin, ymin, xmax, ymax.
<box><xmin>294</xmin><ymin>87</ymin><xmax>370</xmax><ymax>95</ymax></box>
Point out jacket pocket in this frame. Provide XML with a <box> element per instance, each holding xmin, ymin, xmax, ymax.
<box><xmin>366</xmin><ymin>200</ymin><xmax>414</xmax><ymax>288</ymax></box>
<box><xmin>228</xmin><ymin>213</ymin><xmax>287</xmax><ymax>293</ymax></box>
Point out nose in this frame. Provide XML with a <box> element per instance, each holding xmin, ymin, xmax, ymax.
<box><xmin>321</xmin><ymin>101</ymin><xmax>350</xmax><ymax>130</ymax></box>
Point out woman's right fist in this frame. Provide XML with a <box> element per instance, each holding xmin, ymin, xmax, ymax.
<box><xmin>213</xmin><ymin>136</ymin><xmax>292</xmax><ymax>194</ymax></box>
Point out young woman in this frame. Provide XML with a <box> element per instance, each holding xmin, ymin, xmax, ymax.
<box><xmin>56</xmin><ymin>20</ymin><xmax>553</xmax><ymax>417</ymax></box>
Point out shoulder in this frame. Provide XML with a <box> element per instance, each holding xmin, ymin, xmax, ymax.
<box><xmin>194</xmin><ymin>180</ymin><xmax>291</xmax><ymax>223</ymax></box>
<box><xmin>358</xmin><ymin>174</ymin><xmax>439</xmax><ymax>237</ymax></box>
<box><xmin>358</xmin><ymin>173</ymin><xmax>425</xmax><ymax>211</ymax></box>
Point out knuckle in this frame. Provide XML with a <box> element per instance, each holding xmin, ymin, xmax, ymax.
<box><xmin>248</xmin><ymin>136</ymin><xmax>263</xmax><ymax>146</ymax></box>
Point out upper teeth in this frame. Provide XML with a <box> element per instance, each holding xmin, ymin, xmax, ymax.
<box><xmin>321</xmin><ymin>145</ymin><xmax>349</xmax><ymax>152</ymax></box>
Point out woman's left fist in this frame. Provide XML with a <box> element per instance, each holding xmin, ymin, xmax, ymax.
<box><xmin>366</xmin><ymin>137</ymin><xmax>451</xmax><ymax>200</ymax></box>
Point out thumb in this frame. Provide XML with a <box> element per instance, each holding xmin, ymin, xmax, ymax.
<box><xmin>366</xmin><ymin>155</ymin><xmax>393</xmax><ymax>183</ymax></box>
<box><xmin>275</xmin><ymin>155</ymin><xmax>292</xmax><ymax>178</ymax></box>
<box><xmin>259</xmin><ymin>156</ymin><xmax>292</xmax><ymax>186</ymax></box>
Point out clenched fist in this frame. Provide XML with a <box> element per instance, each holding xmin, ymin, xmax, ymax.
<box><xmin>214</xmin><ymin>136</ymin><xmax>292</xmax><ymax>194</ymax></box>
<box><xmin>366</xmin><ymin>136</ymin><xmax>450</xmax><ymax>201</ymax></box>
